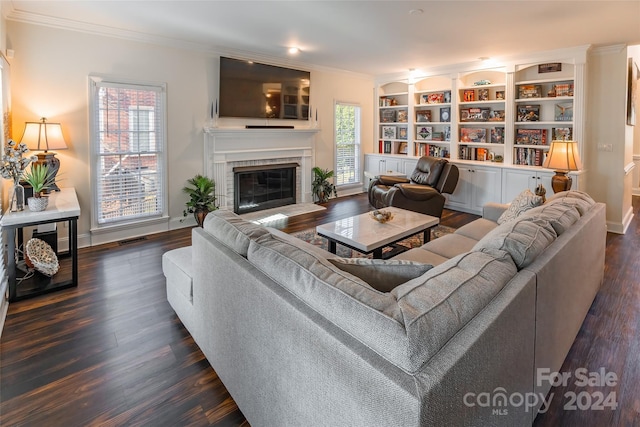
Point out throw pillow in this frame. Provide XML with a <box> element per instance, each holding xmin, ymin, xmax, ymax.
<box><xmin>328</xmin><ymin>258</ymin><xmax>433</xmax><ymax>292</ymax></box>
<box><xmin>497</xmin><ymin>189</ymin><xmax>543</xmax><ymax>224</ymax></box>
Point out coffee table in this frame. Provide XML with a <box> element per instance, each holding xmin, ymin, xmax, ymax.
<box><xmin>316</xmin><ymin>206</ymin><xmax>439</xmax><ymax>259</ymax></box>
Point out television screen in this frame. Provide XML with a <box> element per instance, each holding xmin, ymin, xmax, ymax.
<box><xmin>219</xmin><ymin>57</ymin><xmax>310</xmax><ymax>120</ymax></box>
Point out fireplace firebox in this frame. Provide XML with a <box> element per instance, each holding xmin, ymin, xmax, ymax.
<box><xmin>233</xmin><ymin>163</ymin><xmax>298</xmax><ymax>214</ymax></box>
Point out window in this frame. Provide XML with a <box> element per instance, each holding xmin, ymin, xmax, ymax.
<box><xmin>89</xmin><ymin>76</ymin><xmax>166</xmax><ymax>227</ymax></box>
<box><xmin>335</xmin><ymin>102</ymin><xmax>361</xmax><ymax>186</ymax></box>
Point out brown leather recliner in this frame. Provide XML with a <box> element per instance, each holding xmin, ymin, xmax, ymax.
<box><xmin>368</xmin><ymin>156</ymin><xmax>459</xmax><ymax>218</ymax></box>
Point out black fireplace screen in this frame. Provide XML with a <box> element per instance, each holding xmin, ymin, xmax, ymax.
<box><xmin>233</xmin><ymin>163</ymin><xmax>297</xmax><ymax>214</ymax></box>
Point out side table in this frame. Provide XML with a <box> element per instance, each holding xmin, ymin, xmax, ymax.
<box><xmin>1</xmin><ymin>188</ymin><xmax>80</xmax><ymax>302</ymax></box>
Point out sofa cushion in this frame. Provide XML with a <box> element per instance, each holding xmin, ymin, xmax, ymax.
<box><xmin>391</xmin><ymin>248</ymin><xmax>518</xmax><ymax>371</ymax></box>
<box><xmin>390</xmin><ymin>247</ymin><xmax>450</xmax><ymax>266</ymax></box>
<box><xmin>520</xmin><ymin>202</ymin><xmax>581</xmax><ymax>235</ymax></box>
<box><xmin>328</xmin><ymin>258</ymin><xmax>433</xmax><ymax>292</ymax></box>
<box><xmin>416</xmin><ymin>233</ymin><xmax>478</xmax><ymax>259</ymax></box>
<box><xmin>162</xmin><ymin>246</ymin><xmax>193</xmax><ymax>301</ymax></box>
<box><xmin>473</xmin><ymin>217</ymin><xmax>557</xmax><ymax>269</ymax></box>
<box><xmin>454</xmin><ymin>218</ymin><xmax>499</xmax><ymax>241</ymax></box>
<box><xmin>203</xmin><ymin>210</ymin><xmax>270</xmax><ymax>257</ymax></box>
<box><xmin>497</xmin><ymin>189</ymin><xmax>544</xmax><ymax>224</ymax></box>
<box><xmin>546</xmin><ymin>190</ymin><xmax>596</xmax><ymax>216</ymax></box>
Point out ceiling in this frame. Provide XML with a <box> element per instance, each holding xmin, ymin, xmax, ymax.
<box><xmin>5</xmin><ymin>1</ymin><xmax>640</xmax><ymax>77</ymax></box>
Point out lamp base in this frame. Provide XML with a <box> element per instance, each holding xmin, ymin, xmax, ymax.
<box><xmin>551</xmin><ymin>171</ymin><xmax>572</xmax><ymax>193</ymax></box>
<box><xmin>34</xmin><ymin>152</ymin><xmax>61</xmax><ymax>192</ymax></box>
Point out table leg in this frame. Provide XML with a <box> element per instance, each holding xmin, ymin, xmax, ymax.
<box><xmin>373</xmin><ymin>248</ymin><xmax>383</xmax><ymax>259</ymax></box>
<box><xmin>328</xmin><ymin>240</ymin><xmax>337</xmax><ymax>254</ymax></box>
<box><xmin>6</xmin><ymin>228</ymin><xmax>16</xmax><ymax>302</ymax></box>
<box><xmin>424</xmin><ymin>228</ymin><xmax>431</xmax><ymax>243</ymax></box>
<box><xmin>71</xmin><ymin>218</ymin><xmax>78</xmax><ymax>287</ymax></box>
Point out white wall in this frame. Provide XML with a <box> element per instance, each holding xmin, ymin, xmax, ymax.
<box><xmin>6</xmin><ymin>21</ymin><xmax>374</xmax><ymax>246</ymax></box>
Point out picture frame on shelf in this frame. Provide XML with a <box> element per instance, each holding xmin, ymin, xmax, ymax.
<box><xmin>463</xmin><ymin>89</ymin><xmax>475</xmax><ymax>102</ymax></box>
<box><xmin>496</xmin><ymin>90</ymin><xmax>505</xmax><ymax>100</ymax></box>
<box><xmin>444</xmin><ymin>91</ymin><xmax>452</xmax><ymax>103</ymax></box>
<box><xmin>478</xmin><ymin>88</ymin><xmax>489</xmax><ymax>101</ymax></box>
<box><xmin>397</xmin><ymin>127</ymin><xmax>408</xmax><ymax>140</ymax></box>
<box><xmin>516</xmin><ymin>128</ymin><xmax>548</xmax><ymax>145</ymax></box>
<box><xmin>554</xmin><ymin>102</ymin><xmax>573</xmax><ymax>121</ymax></box>
<box><xmin>439</xmin><ymin>107</ymin><xmax>451</xmax><ymax>122</ymax></box>
<box><xmin>382</xmin><ymin>126</ymin><xmax>397</xmax><ymax>139</ymax></box>
<box><xmin>460</xmin><ymin>107</ymin><xmax>490</xmax><ymax>122</ymax></box>
<box><xmin>380</xmin><ymin>109</ymin><xmax>396</xmax><ymax>123</ymax></box>
<box><xmin>552</xmin><ymin>83</ymin><xmax>574</xmax><ymax>97</ymax></box>
<box><xmin>489</xmin><ymin>110</ymin><xmax>505</xmax><ymax>121</ymax></box>
<box><xmin>444</xmin><ymin>126</ymin><xmax>451</xmax><ymax>141</ymax></box>
<box><xmin>538</xmin><ymin>62</ymin><xmax>562</xmax><ymax>73</ymax></box>
<box><xmin>431</xmin><ymin>131</ymin><xmax>444</xmax><ymax>141</ymax></box>
<box><xmin>416</xmin><ymin>126</ymin><xmax>433</xmax><ymax>140</ymax></box>
<box><xmin>552</xmin><ymin>127</ymin><xmax>573</xmax><ymax>141</ymax></box>
<box><xmin>460</xmin><ymin>128</ymin><xmax>486</xmax><ymax>143</ymax></box>
<box><xmin>517</xmin><ymin>105</ymin><xmax>540</xmax><ymax>122</ymax></box>
<box><xmin>518</xmin><ymin>85</ymin><xmax>542</xmax><ymax>99</ymax></box>
<box><xmin>396</xmin><ymin>109</ymin><xmax>408</xmax><ymax>123</ymax></box>
<box><xmin>397</xmin><ymin>141</ymin><xmax>408</xmax><ymax>154</ymax></box>
<box><xmin>427</xmin><ymin>93</ymin><xmax>445</xmax><ymax>104</ymax></box>
<box><xmin>416</xmin><ymin>110</ymin><xmax>432</xmax><ymax>122</ymax></box>
<box><xmin>490</xmin><ymin>127</ymin><xmax>504</xmax><ymax>144</ymax></box>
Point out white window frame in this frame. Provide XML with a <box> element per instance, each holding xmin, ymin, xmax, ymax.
<box><xmin>88</xmin><ymin>75</ymin><xmax>168</xmax><ymax>238</ymax></box>
<box><xmin>334</xmin><ymin>101</ymin><xmax>362</xmax><ymax>188</ymax></box>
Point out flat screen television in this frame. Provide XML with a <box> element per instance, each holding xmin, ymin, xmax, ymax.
<box><xmin>219</xmin><ymin>57</ymin><xmax>310</xmax><ymax>120</ymax></box>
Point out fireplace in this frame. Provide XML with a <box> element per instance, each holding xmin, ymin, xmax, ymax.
<box><xmin>233</xmin><ymin>163</ymin><xmax>297</xmax><ymax>214</ymax></box>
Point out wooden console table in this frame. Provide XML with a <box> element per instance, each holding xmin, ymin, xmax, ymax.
<box><xmin>1</xmin><ymin>188</ymin><xmax>80</xmax><ymax>302</ymax></box>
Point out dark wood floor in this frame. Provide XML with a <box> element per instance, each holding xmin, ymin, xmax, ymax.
<box><xmin>1</xmin><ymin>193</ymin><xmax>638</xmax><ymax>426</ymax></box>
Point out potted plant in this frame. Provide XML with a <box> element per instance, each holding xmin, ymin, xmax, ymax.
<box><xmin>182</xmin><ymin>174</ymin><xmax>217</xmax><ymax>227</ymax></box>
<box><xmin>22</xmin><ymin>163</ymin><xmax>56</xmax><ymax>212</ymax></box>
<box><xmin>311</xmin><ymin>166</ymin><xmax>337</xmax><ymax>204</ymax></box>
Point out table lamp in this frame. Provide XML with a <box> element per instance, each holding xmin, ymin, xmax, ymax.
<box><xmin>20</xmin><ymin>117</ymin><xmax>68</xmax><ymax>191</ymax></box>
<box><xmin>543</xmin><ymin>140</ymin><xmax>582</xmax><ymax>193</ymax></box>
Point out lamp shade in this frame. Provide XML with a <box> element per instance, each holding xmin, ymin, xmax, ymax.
<box><xmin>20</xmin><ymin>118</ymin><xmax>68</xmax><ymax>151</ymax></box>
<box><xmin>543</xmin><ymin>140</ymin><xmax>582</xmax><ymax>171</ymax></box>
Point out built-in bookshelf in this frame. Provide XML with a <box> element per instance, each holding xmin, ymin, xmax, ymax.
<box><xmin>378</xmin><ymin>81</ymin><xmax>409</xmax><ymax>154</ymax></box>
<box><xmin>513</xmin><ymin>63</ymin><xmax>575</xmax><ymax>166</ymax></box>
<box><xmin>413</xmin><ymin>76</ymin><xmax>452</xmax><ymax>158</ymax></box>
<box><xmin>456</xmin><ymin>70</ymin><xmax>507</xmax><ymax>162</ymax></box>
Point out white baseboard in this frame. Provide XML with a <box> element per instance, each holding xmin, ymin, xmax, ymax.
<box><xmin>607</xmin><ymin>207</ymin><xmax>634</xmax><ymax>234</ymax></box>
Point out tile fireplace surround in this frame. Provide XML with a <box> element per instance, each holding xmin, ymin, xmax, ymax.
<box><xmin>204</xmin><ymin>127</ymin><xmax>319</xmax><ymax>211</ymax></box>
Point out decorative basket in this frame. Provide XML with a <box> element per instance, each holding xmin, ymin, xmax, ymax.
<box><xmin>27</xmin><ymin>196</ymin><xmax>49</xmax><ymax>212</ymax></box>
<box><xmin>25</xmin><ymin>238</ymin><xmax>59</xmax><ymax>277</ymax></box>
<box><xmin>370</xmin><ymin>210</ymin><xmax>394</xmax><ymax>223</ymax></box>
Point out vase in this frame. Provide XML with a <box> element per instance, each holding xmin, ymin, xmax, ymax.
<box><xmin>27</xmin><ymin>196</ymin><xmax>49</xmax><ymax>212</ymax></box>
<box><xmin>194</xmin><ymin>208</ymin><xmax>209</xmax><ymax>227</ymax></box>
<box><xmin>10</xmin><ymin>182</ymin><xmax>25</xmax><ymax>212</ymax></box>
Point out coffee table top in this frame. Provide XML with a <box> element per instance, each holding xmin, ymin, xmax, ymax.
<box><xmin>316</xmin><ymin>207</ymin><xmax>439</xmax><ymax>253</ymax></box>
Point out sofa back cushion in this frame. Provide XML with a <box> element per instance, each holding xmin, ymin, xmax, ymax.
<box><xmin>203</xmin><ymin>210</ymin><xmax>270</xmax><ymax>257</ymax></box>
<box><xmin>248</xmin><ymin>230</ymin><xmax>518</xmax><ymax>373</ymax></box>
<box><xmin>473</xmin><ymin>216</ymin><xmax>557</xmax><ymax>269</ymax></box>
<box><xmin>520</xmin><ymin>201</ymin><xmax>581</xmax><ymax>235</ymax></box>
<box><xmin>545</xmin><ymin>190</ymin><xmax>596</xmax><ymax>216</ymax></box>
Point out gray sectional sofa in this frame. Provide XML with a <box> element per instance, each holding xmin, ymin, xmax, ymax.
<box><xmin>162</xmin><ymin>190</ymin><xmax>606</xmax><ymax>426</ymax></box>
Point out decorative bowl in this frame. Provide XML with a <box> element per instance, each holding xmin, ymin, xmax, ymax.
<box><xmin>370</xmin><ymin>210</ymin><xmax>394</xmax><ymax>223</ymax></box>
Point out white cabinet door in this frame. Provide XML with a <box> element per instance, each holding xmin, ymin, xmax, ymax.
<box><xmin>501</xmin><ymin>169</ymin><xmax>568</xmax><ymax>202</ymax></box>
<box><xmin>470</xmin><ymin>166</ymin><xmax>501</xmax><ymax>212</ymax></box>
<box><xmin>402</xmin><ymin>159</ymin><xmax>418</xmax><ymax>176</ymax></box>
<box><xmin>447</xmin><ymin>164</ymin><xmax>501</xmax><ymax>214</ymax></box>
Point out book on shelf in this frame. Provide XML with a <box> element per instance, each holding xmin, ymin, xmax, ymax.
<box><xmin>440</xmin><ymin>107</ymin><xmax>451</xmax><ymax>122</ymax></box>
<box><xmin>490</xmin><ymin>127</ymin><xmax>505</xmax><ymax>144</ymax></box>
<box><xmin>417</xmin><ymin>143</ymin><xmax>449</xmax><ymax>158</ymax></box>
<box><xmin>397</xmin><ymin>142</ymin><xmax>408</xmax><ymax>154</ymax></box>
<box><xmin>489</xmin><ymin>110</ymin><xmax>505</xmax><ymax>121</ymax></box>
<box><xmin>444</xmin><ymin>126</ymin><xmax>451</xmax><ymax>142</ymax></box>
<box><xmin>383</xmin><ymin>140</ymin><xmax>392</xmax><ymax>154</ymax></box>
<box><xmin>444</xmin><ymin>91</ymin><xmax>451</xmax><ymax>103</ymax></box>
<box><xmin>416</xmin><ymin>126</ymin><xmax>433</xmax><ymax>140</ymax></box>
<box><xmin>552</xmin><ymin>127</ymin><xmax>573</xmax><ymax>141</ymax></box>
<box><xmin>425</xmin><ymin>93</ymin><xmax>445</xmax><ymax>104</ymax></box>
<box><xmin>397</xmin><ymin>127</ymin><xmax>408</xmax><ymax>140</ymax></box>
<box><xmin>518</xmin><ymin>84</ymin><xmax>542</xmax><ymax>99</ymax></box>
<box><xmin>515</xmin><ymin>128</ymin><xmax>548</xmax><ymax>145</ymax></box>
<box><xmin>396</xmin><ymin>109</ymin><xmax>408</xmax><ymax>123</ymax></box>
<box><xmin>382</xmin><ymin>126</ymin><xmax>396</xmax><ymax>139</ymax></box>
<box><xmin>554</xmin><ymin>102</ymin><xmax>573</xmax><ymax>121</ymax></box>
<box><xmin>380</xmin><ymin>109</ymin><xmax>396</xmax><ymax>123</ymax></box>
<box><xmin>416</xmin><ymin>110</ymin><xmax>432</xmax><ymax>122</ymax></box>
<box><xmin>459</xmin><ymin>146</ymin><xmax>490</xmax><ymax>161</ymax></box>
<box><xmin>460</xmin><ymin>107</ymin><xmax>490</xmax><ymax>122</ymax></box>
<box><xmin>552</xmin><ymin>83</ymin><xmax>574</xmax><ymax>97</ymax></box>
<box><xmin>517</xmin><ymin>105</ymin><xmax>540</xmax><ymax>122</ymax></box>
<box><xmin>460</xmin><ymin>128</ymin><xmax>487</xmax><ymax>143</ymax></box>
<box><xmin>431</xmin><ymin>131</ymin><xmax>444</xmax><ymax>141</ymax></box>
<box><xmin>379</xmin><ymin>140</ymin><xmax>382</xmax><ymax>153</ymax></box>
<box><xmin>514</xmin><ymin>147</ymin><xmax>546</xmax><ymax>166</ymax></box>
<box><xmin>463</xmin><ymin>89</ymin><xmax>475</xmax><ymax>102</ymax></box>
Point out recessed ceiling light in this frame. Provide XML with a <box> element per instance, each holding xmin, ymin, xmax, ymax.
<box><xmin>409</xmin><ymin>9</ymin><xmax>424</xmax><ymax>15</ymax></box>
<box><xmin>478</xmin><ymin>57</ymin><xmax>490</xmax><ymax>61</ymax></box>
<box><xmin>288</xmin><ymin>47</ymin><xmax>300</xmax><ymax>55</ymax></box>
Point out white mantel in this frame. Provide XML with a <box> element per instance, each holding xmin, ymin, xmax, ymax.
<box><xmin>203</xmin><ymin>127</ymin><xmax>319</xmax><ymax>210</ymax></box>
